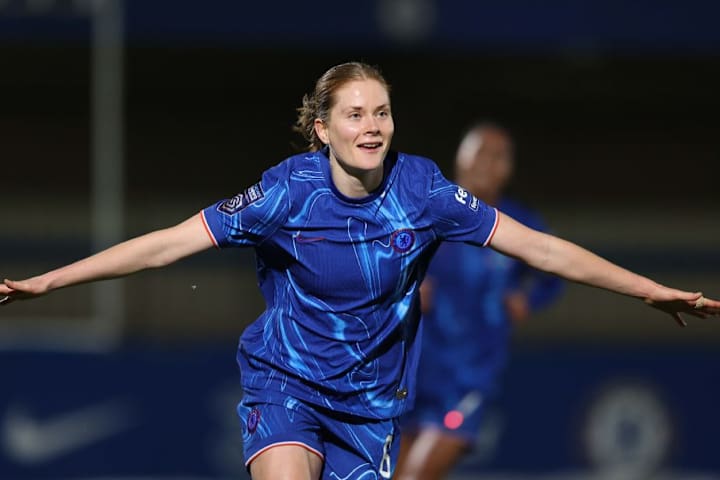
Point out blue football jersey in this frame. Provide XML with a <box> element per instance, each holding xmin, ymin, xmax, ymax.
<box><xmin>416</xmin><ymin>198</ymin><xmax>563</xmax><ymax>400</ymax></box>
<box><xmin>201</xmin><ymin>149</ymin><xmax>498</xmax><ymax>419</ymax></box>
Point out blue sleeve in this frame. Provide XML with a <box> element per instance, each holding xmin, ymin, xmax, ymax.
<box><xmin>200</xmin><ymin>163</ymin><xmax>290</xmax><ymax>248</ymax></box>
<box><xmin>428</xmin><ymin>166</ymin><xmax>499</xmax><ymax>246</ymax></box>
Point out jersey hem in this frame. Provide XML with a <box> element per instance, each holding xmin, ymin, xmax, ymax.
<box><xmin>199</xmin><ymin>210</ymin><xmax>220</xmax><ymax>248</ymax></box>
<box><xmin>245</xmin><ymin>441</ymin><xmax>324</xmax><ymax>467</ymax></box>
<box><xmin>483</xmin><ymin>208</ymin><xmax>500</xmax><ymax>246</ymax></box>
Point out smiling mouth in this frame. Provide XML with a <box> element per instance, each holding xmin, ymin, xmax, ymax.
<box><xmin>357</xmin><ymin>142</ymin><xmax>383</xmax><ymax>151</ymax></box>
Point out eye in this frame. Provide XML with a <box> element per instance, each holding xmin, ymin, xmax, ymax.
<box><xmin>377</xmin><ymin>110</ymin><xmax>390</xmax><ymax>118</ymax></box>
<box><xmin>349</xmin><ymin>112</ymin><xmax>361</xmax><ymax>119</ymax></box>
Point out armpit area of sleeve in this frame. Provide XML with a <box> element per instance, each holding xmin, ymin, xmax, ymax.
<box><xmin>483</xmin><ymin>207</ymin><xmax>500</xmax><ymax>246</ymax></box>
<box><xmin>200</xmin><ymin>205</ymin><xmax>229</xmax><ymax>248</ymax></box>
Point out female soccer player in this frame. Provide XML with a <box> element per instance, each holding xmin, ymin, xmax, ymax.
<box><xmin>396</xmin><ymin>123</ymin><xmax>564</xmax><ymax>479</ymax></box>
<box><xmin>1</xmin><ymin>62</ymin><xmax>718</xmax><ymax>480</ymax></box>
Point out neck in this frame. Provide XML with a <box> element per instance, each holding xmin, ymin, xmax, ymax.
<box><xmin>328</xmin><ymin>153</ymin><xmax>384</xmax><ymax>199</ymax></box>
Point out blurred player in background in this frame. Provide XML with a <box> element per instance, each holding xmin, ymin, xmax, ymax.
<box><xmin>396</xmin><ymin>123</ymin><xmax>564</xmax><ymax>480</ymax></box>
<box><xmin>2</xmin><ymin>63</ymin><xmax>718</xmax><ymax>480</ymax></box>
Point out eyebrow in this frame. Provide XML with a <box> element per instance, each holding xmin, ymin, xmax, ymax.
<box><xmin>343</xmin><ymin>103</ymin><xmax>391</xmax><ymax>112</ymax></box>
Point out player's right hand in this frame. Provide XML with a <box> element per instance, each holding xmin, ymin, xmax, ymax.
<box><xmin>0</xmin><ymin>278</ymin><xmax>49</xmax><ymax>306</ymax></box>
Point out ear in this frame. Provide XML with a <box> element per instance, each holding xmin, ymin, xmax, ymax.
<box><xmin>314</xmin><ymin>118</ymin><xmax>329</xmax><ymax>145</ymax></box>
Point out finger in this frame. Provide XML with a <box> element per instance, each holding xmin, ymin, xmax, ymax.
<box><xmin>694</xmin><ymin>297</ymin><xmax>720</xmax><ymax>313</ymax></box>
<box><xmin>684</xmin><ymin>296</ymin><xmax>720</xmax><ymax>313</ymax></box>
<box><xmin>4</xmin><ymin>279</ymin><xmax>22</xmax><ymax>289</ymax></box>
<box><xmin>675</xmin><ymin>290</ymin><xmax>703</xmax><ymax>302</ymax></box>
<box><xmin>698</xmin><ymin>297</ymin><xmax>720</xmax><ymax>309</ymax></box>
<box><xmin>4</xmin><ymin>279</ymin><xmax>31</xmax><ymax>293</ymax></box>
<box><xmin>672</xmin><ymin>312</ymin><xmax>688</xmax><ymax>327</ymax></box>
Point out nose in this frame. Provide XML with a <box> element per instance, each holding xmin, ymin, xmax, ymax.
<box><xmin>364</xmin><ymin>115</ymin><xmax>381</xmax><ymax>134</ymax></box>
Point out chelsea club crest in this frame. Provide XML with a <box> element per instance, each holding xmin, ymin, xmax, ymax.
<box><xmin>391</xmin><ymin>229</ymin><xmax>415</xmax><ymax>253</ymax></box>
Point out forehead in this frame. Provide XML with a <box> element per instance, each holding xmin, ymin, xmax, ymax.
<box><xmin>332</xmin><ymin>79</ymin><xmax>390</xmax><ymax>108</ymax></box>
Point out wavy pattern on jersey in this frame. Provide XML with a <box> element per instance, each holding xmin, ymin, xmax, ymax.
<box><xmin>284</xmin><ymin>271</ymin><xmax>369</xmax><ymax>365</ymax></box>
<box><xmin>265</xmin><ymin>167</ymin><xmax>388</xmax><ymax>403</ymax></box>
<box><xmin>211</xmin><ymin>179</ymin><xmax>290</xmax><ymax>247</ymax></box>
<box><xmin>376</xmin><ymin>183</ymin><xmax>420</xmax><ymax>304</ymax></box>
<box><xmin>204</xmin><ymin>150</ymin><xmax>499</xmax><ymax>419</ymax></box>
<box><xmin>426</xmin><ymin>169</ymin><xmax>463</xmax><ymax>228</ymax></box>
<box><xmin>287</xmin><ymin>179</ymin><xmax>332</xmax><ymax>226</ymax></box>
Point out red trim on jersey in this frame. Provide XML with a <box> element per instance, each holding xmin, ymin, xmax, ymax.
<box><xmin>483</xmin><ymin>207</ymin><xmax>500</xmax><ymax>247</ymax></box>
<box><xmin>199</xmin><ymin>210</ymin><xmax>219</xmax><ymax>248</ymax></box>
<box><xmin>245</xmin><ymin>441</ymin><xmax>324</xmax><ymax>467</ymax></box>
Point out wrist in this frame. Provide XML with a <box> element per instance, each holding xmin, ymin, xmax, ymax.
<box><xmin>638</xmin><ymin>279</ymin><xmax>664</xmax><ymax>300</ymax></box>
<box><xmin>40</xmin><ymin>271</ymin><xmax>61</xmax><ymax>293</ymax></box>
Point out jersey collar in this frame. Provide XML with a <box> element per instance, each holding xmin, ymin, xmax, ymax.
<box><xmin>318</xmin><ymin>147</ymin><xmax>398</xmax><ymax>205</ymax></box>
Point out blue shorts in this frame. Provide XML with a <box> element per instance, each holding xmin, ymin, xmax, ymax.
<box><xmin>238</xmin><ymin>392</ymin><xmax>399</xmax><ymax>479</ymax></box>
<box><xmin>400</xmin><ymin>388</ymin><xmax>487</xmax><ymax>443</ymax></box>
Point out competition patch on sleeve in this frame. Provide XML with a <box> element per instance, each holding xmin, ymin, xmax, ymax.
<box><xmin>217</xmin><ymin>182</ymin><xmax>265</xmax><ymax>215</ymax></box>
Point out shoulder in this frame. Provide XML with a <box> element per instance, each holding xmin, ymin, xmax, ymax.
<box><xmin>395</xmin><ymin>151</ymin><xmax>441</xmax><ymax>175</ymax></box>
<box><xmin>393</xmin><ymin>151</ymin><xmax>444</xmax><ymax>191</ymax></box>
<box><xmin>264</xmin><ymin>151</ymin><xmax>324</xmax><ymax>181</ymax></box>
<box><xmin>386</xmin><ymin>152</ymin><xmax>446</xmax><ymax>210</ymax></box>
<box><xmin>258</xmin><ymin>152</ymin><xmax>327</xmax><ymax>203</ymax></box>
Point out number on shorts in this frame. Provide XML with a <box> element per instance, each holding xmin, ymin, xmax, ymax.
<box><xmin>379</xmin><ymin>433</ymin><xmax>393</xmax><ymax>479</ymax></box>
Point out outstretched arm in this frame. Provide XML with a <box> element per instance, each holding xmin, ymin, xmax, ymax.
<box><xmin>1</xmin><ymin>213</ymin><xmax>214</xmax><ymax>305</ymax></box>
<box><xmin>489</xmin><ymin>212</ymin><xmax>720</xmax><ymax>326</ymax></box>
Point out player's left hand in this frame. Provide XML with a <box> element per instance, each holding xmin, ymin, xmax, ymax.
<box><xmin>644</xmin><ymin>287</ymin><xmax>720</xmax><ymax>327</ymax></box>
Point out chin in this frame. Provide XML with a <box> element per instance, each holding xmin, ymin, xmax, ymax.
<box><xmin>353</xmin><ymin>155</ymin><xmax>385</xmax><ymax>171</ymax></box>
<box><xmin>364</xmin><ymin>148</ymin><xmax>387</xmax><ymax>159</ymax></box>
<box><xmin>333</xmin><ymin>147</ymin><xmax>388</xmax><ymax>173</ymax></box>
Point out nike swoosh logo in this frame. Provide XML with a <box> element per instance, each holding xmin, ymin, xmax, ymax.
<box><xmin>293</xmin><ymin>233</ymin><xmax>326</xmax><ymax>243</ymax></box>
<box><xmin>2</xmin><ymin>399</ymin><xmax>135</xmax><ymax>464</ymax></box>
